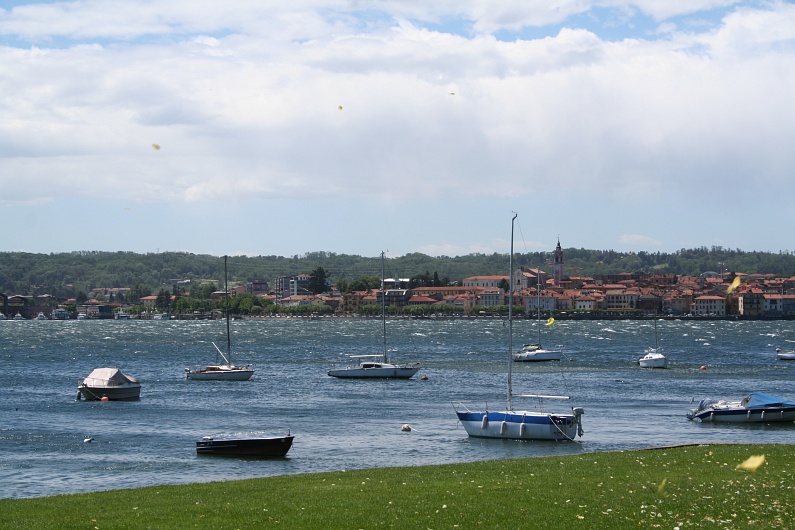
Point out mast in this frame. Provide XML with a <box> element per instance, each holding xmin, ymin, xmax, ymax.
<box><xmin>381</xmin><ymin>251</ymin><xmax>387</xmax><ymax>363</ymax></box>
<box><xmin>508</xmin><ymin>213</ymin><xmax>517</xmax><ymax>411</ymax></box>
<box><xmin>225</xmin><ymin>255</ymin><xmax>231</xmax><ymax>365</ymax></box>
<box><xmin>537</xmin><ymin>270</ymin><xmax>542</xmax><ymax>344</ymax></box>
<box><xmin>654</xmin><ymin>319</ymin><xmax>659</xmax><ymax>351</ymax></box>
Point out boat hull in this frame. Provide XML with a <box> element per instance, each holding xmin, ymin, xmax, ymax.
<box><xmin>455</xmin><ymin>410</ymin><xmax>583</xmax><ymax>441</ymax></box>
<box><xmin>328</xmin><ymin>363</ymin><xmax>420</xmax><ymax>379</ymax></box>
<box><xmin>196</xmin><ymin>436</ymin><xmax>294</xmax><ymax>457</ymax></box>
<box><xmin>689</xmin><ymin>407</ymin><xmax>795</xmax><ymax>423</ymax></box>
<box><xmin>639</xmin><ymin>354</ymin><xmax>668</xmax><ymax>368</ymax></box>
<box><xmin>77</xmin><ymin>368</ymin><xmax>141</xmax><ymax>400</ymax></box>
<box><xmin>512</xmin><ymin>350</ymin><xmax>561</xmax><ymax>362</ymax></box>
<box><xmin>78</xmin><ymin>384</ymin><xmax>141</xmax><ymax>401</ymax></box>
<box><xmin>186</xmin><ymin>369</ymin><xmax>254</xmax><ymax>381</ymax></box>
<box><xmin>688</xmin><ymin>392</ymin><xmax>795</xmax><ymax>423</ymax></box>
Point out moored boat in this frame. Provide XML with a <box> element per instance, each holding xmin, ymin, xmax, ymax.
<box><xmin>454</xmin><ymin>214</ymin><xmax>584</xmax><ymax>441</ymax></box>
<box><xmin>687</xmin><ymin>391</ymin><xmax>795</xmax><ymax>423</ymax></box>
<box><xmin>638</xmin><ymin>320</ymin><xmax>667</xmax><ymax>368</ymax></box>
<box><xmin>638</xmin><ymin>348</ymin><xmax>668</xmax><ymax>368</ymax></box>
<box><xmin>185</xmin><ymin>256</ymin><xmax>254</xmax><ymax>381</ymax></box>
<box><xmin>77</xmin><ymin>367</ymin><xmax>142</xmax><ymax>401</ymax></box>
<box><xmin>328</xmin><ymin>251</ymin><xmax>420</xmax><ymax>379</ymax></box>
<box><xmin>196</xmin><ymin>432</ymin><xmax>294</xmax><ymax>457</ymax></box>
<box><xmin>776</xmin><ymin>347</ymin><xmax>795</xmax><ymax>360</ymax></box>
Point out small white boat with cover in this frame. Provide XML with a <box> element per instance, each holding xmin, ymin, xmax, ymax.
<box><xmin>77</xmin><ymin>367</ymin><xmax>141</xmax><ymax>401</ymax></box>
<box><xmin>687</xmin><ymin>391</ymin><xmax>795</xmax><ymax>423</ymax></box>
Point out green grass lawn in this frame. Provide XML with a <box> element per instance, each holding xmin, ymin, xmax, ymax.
<box><xmin>2</xmin><ymin>443</ymin><xmax>793</xmax><ymax>529</ymax></box>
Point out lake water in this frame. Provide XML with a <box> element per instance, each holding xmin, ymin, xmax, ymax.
<box><xmin>1</xmin><ymin>317</ymin><xmax>793</xmax><ymax>499</ymax></box>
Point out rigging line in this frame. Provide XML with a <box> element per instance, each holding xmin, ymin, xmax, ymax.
<box><xmin>515</xmin><ymin>217</ymin><xmax>531</xmax><ymax>255</ymax></box>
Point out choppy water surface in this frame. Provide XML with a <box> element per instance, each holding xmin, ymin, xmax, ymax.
<box><xmin>1</xmin><ymin>317</ymin><xmax>793</xmax><ymax>499</ymax></box>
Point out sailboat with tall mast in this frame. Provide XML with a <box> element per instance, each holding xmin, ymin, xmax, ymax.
<box><xmin>328</xmin><ymin>252</ymin><xmax>420</xmax><ymax>379</ymax></box>
<box><xmin>186</xmin><ymin>256</ymin><xmax>254</xmax><ymax>381</ymax></box>
<box><xmin>513</xmin><ymin>270</ymin><xmax>562</xmax><ymax>362</ymax></box>
<box><xmin>638</xmin><ymin>319</ymin><xmax>667</xmax><ymax>368</ymax></box>
<box><xmin>454</xmin><ymin>214</ymin><xmax>584</xmax><ymax>441</ymax></box>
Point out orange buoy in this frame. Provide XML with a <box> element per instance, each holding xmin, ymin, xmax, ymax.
<box><xmin>700</xmin><ymin>365</ymin><xmax>707</xmax><ymax>371</ymax></box>
<box><xmin>100</xmin><ymin>396</ymin><xmax>110</xmax><ymax>402</ymax></box>
<box><xmin>421</xmin><ymin>375</ymin><xmax>428</xmax><ymax>380</ymax></box>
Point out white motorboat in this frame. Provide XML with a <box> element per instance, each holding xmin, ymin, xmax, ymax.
<box><xmin>13</xmin><ymin>312</ymin><xmax>25</xmax><ymax>320</ymax></box>
<box><xmin>454</xmin><ymin>214</ymin><xmax>584</xmax><ymax>441</ymax></box>
<box><xmin>638</xmin><ymin>320</ymin><xmax>667</xmax><ymax>368</ymax></box>
<box><xmin>152</xmin><ymin>313</ymin><xmax>169</xmax><ymax>320</ymax></box>
<box><xmin>77</xmin><ymin>367</ymin><xmax>141</xmax><ymax>401</ymax></box>
<box><xmin>328</xmin><ymin>252</ymin><xmax>420</xmax><ymax>379</ymax></box>
<box><xmin>687</xmin><ymin>391</ymin><xmax>795</xmax><ymax>423</ymax></box>
<box><xmin>35</xmin><ymin>312</ymin><xmax>47</xmax><ymax>320</ymax></box>
<box><xmin>186</xmin><ymin>256</ymin><xmax>254</xmax><ymax>381</ymax></box>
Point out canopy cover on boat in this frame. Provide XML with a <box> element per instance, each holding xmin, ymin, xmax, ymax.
<box><xmin>744</xmin><ymin>391</ymin><xmax>795</xmax><ymax>409</ymax></box>
<box><xmin>84</xmin><ymin>368</ymin><xmax>139</xmax><ymax>386</ymax></box>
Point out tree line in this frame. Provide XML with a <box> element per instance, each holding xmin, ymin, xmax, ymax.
<box><xmin>2</xmin><ymin>246</ymin><xmax>795</xmax><ymax>298</ymax></box>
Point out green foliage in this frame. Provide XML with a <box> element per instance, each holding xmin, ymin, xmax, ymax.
<box><xmin>307</xmin><ymin>267</ymin><xmax>329</xmax><ymax>294</ymax></box>
<box><xmin>2</xmin><ymin>444</ymin><xmax>793</xmax><ymax>529</ymax></box>
<box><xmin>2</xmin><ymin>247</ymin><xmax>795</xmax><ymax>297</ymax></box>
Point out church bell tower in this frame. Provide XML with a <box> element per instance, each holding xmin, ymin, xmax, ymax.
<box><xmin>553</xmin><ymin>239</ymin><xmax>564</xmax><ymax>286</ymax></box>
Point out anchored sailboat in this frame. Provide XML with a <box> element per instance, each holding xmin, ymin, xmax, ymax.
<box><xmin>454</xmin><ymin>214</ymin><xmax>584</xmax><ymax>441</ymax></box>
<box><xmin>328</xmin><ymin>252</ymin><xmax>420</xmax><ymax>379</ymax></box>
<box><xmin>638</xmin><ymin>319</ymin><xmax>667</xmax><ymax>368</ymax></box>
<box><xmin>186</xmin><ymin>256</ymin><xmax>254</xmax><ymax>381</ymax></box>
<box><xmin>513</xmin><ymin>270</ymin><xmax>562</xmax><ymax>362</ymax></box>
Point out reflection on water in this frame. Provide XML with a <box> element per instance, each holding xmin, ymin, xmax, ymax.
<box><xmin>0</xmin><ymin>318</ymin><xmax>793</xmax><ymax>499</ymax></box>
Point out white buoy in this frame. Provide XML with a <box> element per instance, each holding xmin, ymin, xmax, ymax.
<box><xmin>83</xmin><ymin>437</ymin><xmax>94</xmax><ymax>443</ymax></box>
<box><xmin>401</xmin><ymin>424</ymin><xmax>412</xmax><ymax>432</ymax></box>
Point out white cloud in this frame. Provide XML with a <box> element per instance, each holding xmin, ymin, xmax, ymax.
<box><xmin>1</xmin><ymin>1</ymin><xmax>794</xmax><ymax>256</ymax></box>
<box><xmin>619</xmin><ymin>234</ymin><xmax>663</xmax><ymax>247</ymax></box>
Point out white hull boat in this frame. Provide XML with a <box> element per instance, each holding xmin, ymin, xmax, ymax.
<box><xmin>638</xmin><ymin>320</ymin><xmax>667</xmax><ymax>368</ymax></box>
<box><xmin>455</xmin><ymin>214</ymin><xmax>584</xmax><ymax>441</ymax></box>
<box><xmin>513</xmin><ymin>343</ymin><xmax>561</xmax><ymax>362</ymax></box>
<box><xmin>638</xmin><ymin>349</ymin><xmax>668</xmax><ymax>368</ymax></box>
<box><xmin>328</xmin><ymin>361</ymin><xmax>420</xmax><ymax>379</ymax></box>
<box><xmin>328</xmin><ymin>252</ymin><xmax>419</xmax><ymax>380</ymax></box>
<box><xmin>687</xmin><ymin>391</ymin><xmax>795</xmax><ymax>423</ymax></box>
<box><xmin>776</xmin><ymin>347</ymin><xmax>795</xmax><ymax>360</ymax></box>
<box><xmin>186</xmin><ymin>256</ymin><xmax>254</xmax><ymax>381</ymax></box>
<box><xmin>77</xmin><ymin>367</ymin><xmax>141</xmax><ymax>401</ymax></box>
<box><xmin>186</xmin><ymin>360</ymin><xmax>255</xmax><ymax>381</ymax></box>
<box><xmin>513</xmin><ymin>273</ymin><xmax>561</xmax><ymax>363</ymax></box>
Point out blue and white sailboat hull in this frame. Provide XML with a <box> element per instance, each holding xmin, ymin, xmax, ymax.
<box><xmin>455</xmin><ymin>407</ymin><xmax>584</xmax><ymax>441</ymax></box>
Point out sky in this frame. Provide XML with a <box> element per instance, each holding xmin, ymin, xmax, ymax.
<box><xmin>2</xmin><ymin>1</ymin><xmax>795</xmax><ymax>259</ymax></box>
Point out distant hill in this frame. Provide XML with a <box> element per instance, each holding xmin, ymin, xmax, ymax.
<box><xmin>1</xmin><ymin>246</ymin><xmax>794</xmax><ymax>296</ymax></box>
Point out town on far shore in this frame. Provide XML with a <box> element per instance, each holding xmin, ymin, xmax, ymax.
<box><xmin>2</xmin><ymin>241</ymin><xmax>795</xmax><ymax>321</ymax></box>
